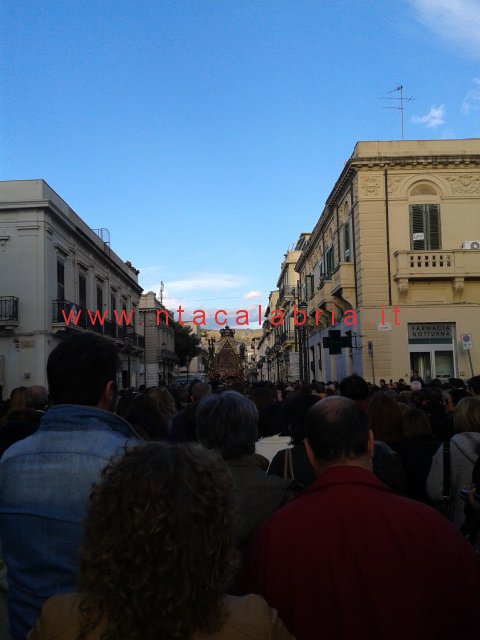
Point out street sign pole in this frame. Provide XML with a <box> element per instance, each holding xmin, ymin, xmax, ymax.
<box><xmin>468</xmin><ymin>350</ymin><xmax>474</xmax><ymax>377</ymax></box>
<box><xmin>461</xmin><ymin>334</ymin><xmax>474</xmax><ymax>377</ymax></box>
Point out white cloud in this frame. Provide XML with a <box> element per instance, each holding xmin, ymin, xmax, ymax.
<box><xmin>166</xmin><ymin>272</ymin><xmax>247</xmax><ymax>293</ymax></box>
<box><xmin>411</xmin><ymin>105</ymin><xmax>446</xmax><ymax>127</ymax></box>
<box><xmin>243</xmin><ymin>290</ymin><xmax>262</xmax><ymax>299</ymax></box>
<box><xmin>461</xmin><ymin>77</ymin><xmax>480</xmax><ymax>113</ymax></box>
<box><xmin>409</xmin><ymin>0</ymin><xmax>480</xmax><ymax>57</ymax></box>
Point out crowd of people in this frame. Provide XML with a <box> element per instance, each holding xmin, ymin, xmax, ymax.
<box><xmin>0</xmin><ymin>332</ymin><xmax>480</xmax><ymax>639</ymax></box>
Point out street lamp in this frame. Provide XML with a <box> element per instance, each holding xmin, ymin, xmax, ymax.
<box><xmin>275</xmin><ymin>337</ymin><xmax>281</xmax><ymax>382</ymax></box>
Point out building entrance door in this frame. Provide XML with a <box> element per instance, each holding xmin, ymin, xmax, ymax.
<box><xmin>408</xmin><ymin>323</ymin><xmax>456</xmax><ymax>383</ymax></box>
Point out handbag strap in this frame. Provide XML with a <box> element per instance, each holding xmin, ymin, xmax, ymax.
<box><xmin>443</xmin><ymin>441</ymin><xmax>451</xmax><ymax>497</ymax></box>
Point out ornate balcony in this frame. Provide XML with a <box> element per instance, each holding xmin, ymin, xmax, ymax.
<box><xmin>331</xmin><ymin>262</ymin><xmax>355</xmax><ymax>308</ymax></box>
<box><xmin>52</xmin><ymin>301</ymin><xmax>144</xmax><ymax>349</ymax></box>
<box><xmin>0</xmin><ymin>296</ymin><xmax>19</xmax><ymax>328</ymax></box>
<box><xmin>280</xmin><ymin>330</ymin><xmax>296</xmax><ymax>344</ymax></box>
<box><xmin>52</xmin><ymin>300</ymin><xmax>87</xmax><ymax>329</ymax></box>
<box><xmin>317</xmin><ymin>277</ymin><xmax>334</xmax><ymax>308</ymax></box>
<box><xmin>393</xmin><ymin>250</ymin><xmax>480</xmax><ymax>293</ymax></box>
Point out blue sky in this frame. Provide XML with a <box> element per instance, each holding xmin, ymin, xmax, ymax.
<box><xmin>1</xmin><ymin>0</ymin><xmax>479</xmax><ymax>325</ymax></box>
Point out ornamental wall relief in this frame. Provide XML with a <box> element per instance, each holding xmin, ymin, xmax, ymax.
<box><xmin>387</xmin><ymin>175</ymin><xmax>402</xmax><ymax>195</ymax></box>
<box><xmin>446</xmin><ymin>174</ymin><xmax>480</xmax><ymax>194</ymax></box>
<box><xmin>352</xmin><ymin>177</ymin><xmax>359</xmax><ymax>203</ymax></box>
<box><xmin>361</xmin><ymin>176</ymin><xmax>381</xmax><ymax>197</ymax></box>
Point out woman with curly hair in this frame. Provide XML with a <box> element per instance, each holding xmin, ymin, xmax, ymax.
<box><xmin>28</xmin><ymin>443</ymin><xmax>292</xmax><ymax>640</ymax></box>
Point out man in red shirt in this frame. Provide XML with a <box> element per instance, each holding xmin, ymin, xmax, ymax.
<box><xmin>243</xmin><ymin>396</ymin><xmax>480</xmax><ymax>640</ymax></box>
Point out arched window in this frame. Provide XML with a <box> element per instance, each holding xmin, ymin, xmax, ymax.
<box><xmin>408</xmin><ymin>182</ymin><xmax>441</xmax><ymax>250</ymax></box>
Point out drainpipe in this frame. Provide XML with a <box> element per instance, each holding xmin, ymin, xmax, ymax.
<box><xmin>384</xmin><ymin>169</ymin><xmax>392</xmax><ymax>307</ymax></box>
<box><xmin>350</xmin><ymin>183</ymin><xmax>358</xmax><ymax>308</ymax></box>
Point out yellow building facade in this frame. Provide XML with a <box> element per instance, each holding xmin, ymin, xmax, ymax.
<box><xmin>295</xmin><ymin>139</ymin><xmax>480</xmax><ymax>384</ymax></box>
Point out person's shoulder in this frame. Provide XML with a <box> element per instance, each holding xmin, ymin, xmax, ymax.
<box><xmin>0</xmin><ymin>431</ymin><xmax>39</xmax><ymax>463</ymax></box>
<box><xmin>217</xmin><ymin>594</ymin><xmax>293</xmax><ymax>639</ymax></box>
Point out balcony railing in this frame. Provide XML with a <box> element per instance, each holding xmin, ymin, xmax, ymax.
<box><xmin>280</xmin><ymin>330</ymin><xmax>296</xmax><ymax>343</ymax></box>
<box><xmin>394</xmin><ymin>250</ymin><xmax>480</xmax><ymax>280</ymax></box>
<box><xmin>278</xmin><ymin>286</ymin><xmax>294</xmax><ymax>304</ymax></box>
<box><xmin>317</xmin><ymin>278</ymin><xmax>333</xmax><ymax>307</ymax></box>
<box><xmin>0</xmin><ymin>296</ymin><xmax>19</xmax><ymax>323</ymax></box>
<box><xmin>52</xmin><ymin>300</ymin><xmax>87</xmax><ymax>328</ymax></box>
<box><xmin>52</xmin><ymin>301</ymin><xmax>144</xmax><ymax>348</ymax></box>
<box><xmin>103</xmin><ymin>318</ymin><xmax>118</xmax><ymax>339</ymax></box>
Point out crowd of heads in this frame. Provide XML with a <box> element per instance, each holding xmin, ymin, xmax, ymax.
<box><xmin>2</xmin><ymin>333</ymin><xmax>480</xmax><ymax>640</ymax></box>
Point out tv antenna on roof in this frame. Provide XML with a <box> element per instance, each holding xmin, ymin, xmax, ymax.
<box><xmin>382</xmin><ymin>85</ymin><xmax>414</xmax><ymax>140</ymax></box>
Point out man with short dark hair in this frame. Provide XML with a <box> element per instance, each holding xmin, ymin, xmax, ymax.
<box><xmin>0</xmin><ymin>334</ymin><xmax>142</xmax><ymax>640</ymax></box>
<box><xmin>243</xmin><ymin>396</ymin><xmax>480</xmax><ymax>640</ymax></box>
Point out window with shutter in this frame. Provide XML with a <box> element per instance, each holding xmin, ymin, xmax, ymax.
<box><xmin>409</xmin><ymin>204</ymin><xmax>441</xmax><ymax>250</ymax></box>
<box><xmin>79</xmin><ymin>273</ymin><xmax>87</xmax><ymax>308</ymax></box>
<box><xmin>305</xmin><ymin>274</ymin><xmax>315</xmax><ymax>298</ymax></box>
<box><xmin>57</xmin><ymin>260</ymin><xmax>65</xmax><ymax>301</ymax></box>
<box><xmin>343</xmin><ymin>222</ymin><xmax>351</xmax><ymax>261</ymax></box>
<box><xmin>325</xmin><ymin>247</ymin><xmax>333</xmax><ymax>278</ymax></box>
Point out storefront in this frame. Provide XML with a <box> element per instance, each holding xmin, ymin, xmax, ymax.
<box><xmin>408</xmin><ymin>323</ymin><xmax>455</xmax><ymax>382</ymax></box>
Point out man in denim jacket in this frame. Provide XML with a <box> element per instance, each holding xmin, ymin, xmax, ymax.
<box><xmin>0</xmin><ymin>334</ymin><xmax>142</xmax><ymax>640</ymax></box>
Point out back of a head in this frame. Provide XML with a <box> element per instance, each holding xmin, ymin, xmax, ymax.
<box><xmin>339</xmin><ymin>374</ymin><xmax>369</xmax><ymax>401</ymax></box>
<box><xmin>257</xmin><ymin>402</ymin><xmax>288</xmax><ymax>438</ymax></box>
<box><xmin>284</xmin><ymin>393</ymin><xmax>320</xmax><ymax>444</ymax></box>
<box><xmin>402</xmin><ymin>408</ymin><xmax>433</xmax><ymax>440</ymax></box>
<box><xmin>147</xmin><ymin>386</ymin><xmax>176</xmax><ymax>420</ymax></box>
<box><xmin>190</xmin><ymin>382</ymin><xmax>212</xmax><ymax>403</ymax></box>
<box><xmin>124</xmin><ymin>395</ymin><xmax>168</xmax><ymax>441</ymax></box>
<box><xmin>305</xmin><ymin>396</ymin><xmax>369</xmax><ymax>463</ymax></box>
<box><xmin>454</xmin><ymin>396</ymin><xmax>480</xmax><ymax>434</ymax></box>
<box><xmin>367</xmin><ymin>393</ymin><xmax>403</xmax><ymax>445</ymax></box>
<box><xmin>196</xmin><ymin>391</ymin><xmax>258</xmax><ymax>459</ymax></box>
<box><xmin>8</xmin><ymin>387</ymin><xmax>27</xmax><ymax>411</ymax></box>
<box><xmin>249</xmin><ymin>386</ymin><xmax>277</xmax><ymax>411</ymax></box>
<box><xmin>47</xmin><ymin>333</ymin><xmax>118</xmax><ymax>406</ymax></box>
<box><xmin>79</xmin><ymin>442</ymin><xmax>235</xmax><ymax>640</ymax></box>
<box><xmin>26</xmin><ymin>385</ymin><xmax>48</xmax><ymax>411</ymax></box>
<box><xmin>451</xmin><ymin>388</ymin><xmax>468</xmax><ymax>406</ymax></box>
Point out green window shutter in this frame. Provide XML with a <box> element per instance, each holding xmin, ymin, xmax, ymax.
<box><xmin>344</xmin><ymin>222</ymin><xmax>350</xmax><ymax>261</ymax></box>
<box><xmin>409</xmin><ymin>204</ymin><xmax>441</xmax><ymax>250</ymax></box>
<box><xmin>410</xmin><ymin>204</ymin><xmax>425</xmax><ymax>250</ymax></box>
<box><xmin>305</xmin><ymin>274</ymin><xmax>314</xmax><ymax>297</ymax></box>
<box><xmin>426</xmin><ymin>204</ymin><xmax>440</xmax><ymax>249</ymax></box>
<box><xmin>325</xmin><ymin>248</ymin><xmax>333</xmax><ymax>277</ymax></box>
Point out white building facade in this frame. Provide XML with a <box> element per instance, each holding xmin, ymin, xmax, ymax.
<box><xmin>0</xmin><ymin>180</ymin><xmax>144</xmax><ymax>395</ymax></box>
